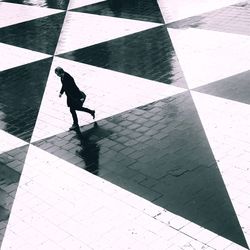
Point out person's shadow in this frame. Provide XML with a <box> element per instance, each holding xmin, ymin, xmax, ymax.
<box><xmin>74</xmin><ymin>122</ymin><xmax>101</xmax><ymax>175</ymax></box>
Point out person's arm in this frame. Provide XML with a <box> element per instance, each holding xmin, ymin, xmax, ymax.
<box><xmin>59</xmin><ymin>85</ymin><xmax>65</xmax><ymax>97</ymax></box>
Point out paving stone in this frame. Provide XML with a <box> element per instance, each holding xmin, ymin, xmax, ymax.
<box><xmin>1</xmin><ymin>1</ymin><xmax>250</xmax><ymax>249</ymax></box>
<box><xmin>167</xmin><ymin>3</ymin><xmax>250</xmax><ymax>36</ymax></box>
<box><xmin>71</xmin><ymin>0</ymin><xmax>164</xmax><ymax>23</ymax></box>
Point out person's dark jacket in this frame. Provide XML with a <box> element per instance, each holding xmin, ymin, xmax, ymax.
<box><xmin>60</xmin><ymin>72</ymin><xmax>83</xmax><ymax>107</ymax></box>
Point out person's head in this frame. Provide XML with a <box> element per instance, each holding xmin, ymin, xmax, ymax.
<box><xmin>55</xmin><ymin>66</ymin><xmax>64</xmax><ymax>77</ymax></box>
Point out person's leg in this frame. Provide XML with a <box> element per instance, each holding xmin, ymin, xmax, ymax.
<box><xmin>69</xmin><ymin>107</ymin><xmax>79</xmax><ymax>129</ymax></box>
<box><xmin>75</xmin><ymin>106</ymin><xmax>95</xmax><ymax>119</ymax></box>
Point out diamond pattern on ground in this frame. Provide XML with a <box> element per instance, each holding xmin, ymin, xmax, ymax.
<box><xmin>1</xmin><ymin>0</ymin><xmax>69</xmax><ymax>9</ymax></box>
<box><xmin>55</xmin><ymin>11</ymin><xmax>162</xmax><ymax>55</ymax></box>
<box><xmin>0</xmin><ymin>58</ymin><xmax>53</xmax><ymax>142</ymax></box>
<box><xmin>31</xmin><ymin>56</ymin><xmax>186</xmax><ymax>142</ymax></box>
<box><xmin>71</xmin><ymin>0</ymin><xmax>164</xmax><ymax>23</ymax></box>
<box><xmin>68</xmin><ymin>0</ymin><xmax>105</xmax><ymax>10</ymax></box>
<box><xmin>194</xmin><ymin>70</ymin><xmax>250</xmax><ymax>105</ymax></box>
<box><xmin>0</xmin><ymin>130</ymin><xmax>28</xmax><ymax>154</ymax></box>
<box><xmin>0</xmin><ymin>43</ymin><xmax>51</xmax><ymax>72</ymax></box>
<box><xmin>168</xmin><ymin>2</ymin><xmax>250</xmax><ymax>36</ymax></box>
<box><xmin>168</xmin><ymin>27</ymin><xmax>250</xmax><ymax>89</ymax></box>
<box><xmin>0</xmin><ymin>2</ymin><xmax>63</xmax><ymax>28</ymax></box>
<box><xmin>33</xmin><ymin>91</ymin><xmax>248</xmax><ymax>248</ymax></box>
<box><xmin>0</xmin><ymin>12</ymin><xmax>66</xmax><ymax>55</ymax></box>
<box><xmin>0</xmin><ymin>145</ymin><xmax>29</xmax><ymax>246</ymax></box>
<box><xmin>191</xmin><ymin>91</ymin><xmax>250</xmax><ymax>247</ymax></box>
<box><xmin>158</xmin><ymin>0</ymin><xmax>243</xmax><ymax>23</ymax></box>
<box><xmin>58</xmin><ymin>25</ymin><xmax>188</xmax><ymax>88</ymax></box>
<box><xmin>0</xmin><ymin>1</ymin><xmax>250</xmax><ymax>249</ymax></box>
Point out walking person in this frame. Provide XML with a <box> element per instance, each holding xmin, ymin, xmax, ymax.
<box><xmin>55</xmin><ymin>66</ymin><xmax>95</xmax><ymax>130</ymax></box>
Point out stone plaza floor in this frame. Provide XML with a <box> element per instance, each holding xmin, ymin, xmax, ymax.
<box><xmin>0</xmin><ymin>0</ymin><xmax>250</xmax><ymax>249</ymax></box>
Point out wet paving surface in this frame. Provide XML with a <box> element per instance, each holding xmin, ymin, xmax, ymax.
<box><xmin>0</xmin><ymin>145</ymin><xmax>28</xmax><ymax>244</ymax></box>
<box><xmin>0</xmin><ymin>13</ymin><xmax>65</xmax><ymax>55</ymax></box>
<box><xmin>167</xmin><ymin>2</ymin><xmax>250</xmax><ymax>36</ymax></box>
<box><xmin>72</xmin><ymin>0</ymin><xmax>164</xmax><ymax>23</ymax></box>
<box><xmin>59</xmin><ymin>25</ymin><xmax>188</xmax><ymax>88</ymax></box>
<box><xmin>33</xmin><ymin>91</ymin><xmax>248</xmax><ymax>247</ymax></box>
<box><xmin>0</xmin><ymin>59</ymin><xmax>52</xmax><ymax>142</ymax></box>
<box><xmin>194</xmin><ymin>70</ymin><xmax>250</xmax><ymax>105</ymax></box>
<box><xmin>0</xmin><ymin>0</ymin><xmax>69</xmax><ymax>9</ymax></box>
<box><xmin>0</xmin><ymin>0</ymin><xmax>250</xmax><ymax>249</ymax></box>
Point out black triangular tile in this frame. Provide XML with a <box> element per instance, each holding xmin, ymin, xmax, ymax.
<box><xmin>0</xmin><ymin>58</ymin><xmax>53</xmax><ymax>142</ymax></box>
<box><xmin>33</xmin><ymin>91</ymin><xmax>248</xmax><ymax>248</ymax></box>
<box><xmin>71</xmin><ymin>0</ymin><xmax>164</xmax><ymax>23</ymax></box>
<box><xmin>58</xmin><ymin>25</ymin><xmax>188</xmax><ymax>89</ymax></box>
<box><xmin>0</xmin><ymin>12</ymin><xmax>66</xmax><ymax>54</ymax></box>
<box><xmin>193</xmin><ymin>70</ymin><xmax>250</xmax><ymax>105</ymax></box>
<box><xmin>32</xmin><ymin>122</ymin><xmax>113</xmax><ymax>176</ymax></box>
<box><xmin>0</xmin><ymin>144</ymin><xmax>29</xmax><ymax>246</ymax></box>
<box><xmin>167</xmin><ymin>2</ymin><xmax>250</xmax><ymax>36</ymax></box>
<box><xmin>2</xmin><ymin>0</ymin><xmax>69</xmax><ymax>10</ymax></box>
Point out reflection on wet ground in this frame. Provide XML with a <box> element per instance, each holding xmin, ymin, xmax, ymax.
<box><xmin>0</xmin><ymin>0</ymin><xmax>69</xmax><ymax>9</ymax></box>
<box><xmin>0</xmin><ymin>145</ymin><xmax>28</xmax><ymax>243</ymax></box>
<box><xmin>75</xmin><ymin>122</ymin><xmax>105</xmax><ymax>175</ymax></box>
<box><xmin>0</xmin><ymin>13</ymin><xmax>65</xmax><ymax>55</ymax></box>
<box><xmin>73</xmin><ymin>0</ymin><xmax>164</xmax><ymax>23</ymax></box>
<box><xmin>1</xmin><ymin>0</ymin><xmax>250</xmax><ymax>248</ymax></box>
<box><xmin>59</xmin><ymin>25</ymin><xmax>188</xmax><ymax>88</ymax></box>
<box><xmin>34</xmin><ymin>122</ymin><xmax>113</xmax><ymax>176</ymax></box>
<box><xmin>33</xmin><ymin>92</ymin><xmax>248</xmax><ymax>247</ymax></box>
<box><xmin>0</xmin><ymin>59</ymin><xmax>52</xmax><ymax>142</ymax></box>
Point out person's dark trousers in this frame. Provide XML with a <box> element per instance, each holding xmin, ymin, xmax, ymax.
<box><xmin>70</xmin><ymin>106</ymin><xmax>93</xmax><ymax>125</ymax></box>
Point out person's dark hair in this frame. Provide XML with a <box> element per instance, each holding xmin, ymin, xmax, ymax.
<box><xmin>55</xmin><ymin>66</ymin><xmax>64</xmax><ymax>75</ymax></box>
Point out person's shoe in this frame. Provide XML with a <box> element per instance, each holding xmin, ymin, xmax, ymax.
<box><xmin>91</xmin><ymin>110</ymin><xmax>95</xmax><ymax>119</ymax></box>
<box><xmin>69</xmin><ymin>124</ymin><xmax>79</xmax><ymax>130</ymax></box>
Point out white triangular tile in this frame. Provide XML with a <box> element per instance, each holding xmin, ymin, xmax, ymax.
<box><xmin>191</xmin><ymin>90</ymin><xmax>250</xmax><ymax>247</ymax></box>
<box><xmin>0</xmin><ymin>129</ymin><xmax>28</xmax><ymax>154</ymax></box>
<box><xmin>0</xmin><ymin>2</ymin><xmax>63</xmax><ymax>28</ymax></box>
<box><xmin>168</xmin><ymin>27</ymin><xmax>250</xmax><ymax>89</ymax></box>
<box><xmin>1</xmin><ymin>143</ymin><xmax>174</xmax><ymax>249</ymax></box>
<box><xmin>0</xmin><ymin>43</ymin><xmax>51</xmax><ymax>71</ymax></box>
<box><xmin>31</xmin><ymin>56</ymin><xmax>187</xmax><ymax>142</ymax></box>
<box><xmin>158</xmin><ymin>0</ymin><xmax>243</xmax><ymax>23</ymax></box>
<box><xmin>68</xmin><ymin>0</ymin><xmax>105</xmax><ymax>10</ymax></box>
<box><xmin>55</xmin><ymin>11</ymin><xmax>162</xmax><ymax>55</ymax></box>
